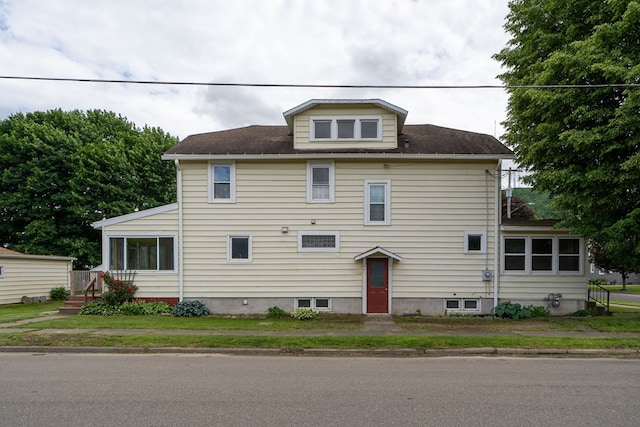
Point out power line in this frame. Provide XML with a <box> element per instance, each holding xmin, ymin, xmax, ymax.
<box><xmin>0</xmin><ymin>75</ymin><xmax>639</xmax><ymax>89</ymax></box>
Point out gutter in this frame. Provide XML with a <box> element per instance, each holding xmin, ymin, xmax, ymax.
<box><xmin>175</xmin><ymin>159</ymin><xmax>184</xmax><ymax>302</ymax></box>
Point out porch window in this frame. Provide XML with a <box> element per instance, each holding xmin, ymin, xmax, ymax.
<box><xmin>109</xmin><ymin>236</ymin><xmax>175</xmax><ymax>272</ymax></box>
<box><xmin>503</xmin><ymin>236</ymin><xmax>583</xmax><ymax>275</ymax></box>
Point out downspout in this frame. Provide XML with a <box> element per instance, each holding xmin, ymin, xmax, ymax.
<box><xmin>493</xmin><ymin>161</ymin><xmax>502</xmax><ymax>309</ymax></box>
<box><xmin>175</xmin><ymin>159</ymin><xmax>184</xmax><ymax>302</ymax></box>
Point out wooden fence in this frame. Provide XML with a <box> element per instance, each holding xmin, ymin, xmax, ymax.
<box><xmin>70</xmin><ymin>271</ymin><xmax>101</xmax><ymax>295</ymax></box>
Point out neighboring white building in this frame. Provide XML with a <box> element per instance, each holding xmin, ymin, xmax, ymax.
<box><xmin>92</xmin><ymin>99</ymin><xmax>588</xmax><ymax>315</ymax></box>
<box><xmin>0</xmin><ymin>247</ymin><xmax>74</xmax><ymax>305</ymax></box>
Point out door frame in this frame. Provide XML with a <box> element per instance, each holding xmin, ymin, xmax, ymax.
<box><xmin>361</xmin><ymin>256</ymin><xmax>393</xmax><ymax>314</ymax></box>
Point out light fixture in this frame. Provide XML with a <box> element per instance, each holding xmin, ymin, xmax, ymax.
<box><xmin>281</xmin><ymin>226</ymin><xmax>288</xmax><ymax>234</ymax></box>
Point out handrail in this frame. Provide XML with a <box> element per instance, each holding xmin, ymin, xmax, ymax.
<box><xmin>588</xmin><ymin>281</ymin><xmax>610</xmax><ymax>315</ymax></box>
<box><xmin>82</xmin><ymin>277</ymin><xmax>98</xmax><ymax>303</ymax></box>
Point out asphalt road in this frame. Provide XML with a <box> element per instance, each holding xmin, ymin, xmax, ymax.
<box><xmin>1</xmin><ymin>353</ymin><xmax>639</xmax><ymax>427</ymax></box>
<box><xmin>611</xmin><ymin>292</ymin><xmax>640</xmax><ymax>304</ymax></box>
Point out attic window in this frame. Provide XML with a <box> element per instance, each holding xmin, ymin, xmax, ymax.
<box><xmin>310</xmin><ymin>116</ymin><xmax>381</xmax><ymax>141</ymax></box>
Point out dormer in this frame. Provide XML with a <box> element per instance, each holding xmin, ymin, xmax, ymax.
<box><xmin>283</xmin><ymin>99</ymin><xmax>408</xmax><ymax>150</ymax></box>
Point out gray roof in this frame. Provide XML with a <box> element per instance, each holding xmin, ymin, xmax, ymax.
<box><xmin>163</xmin><ymin>124</ymin><xmax>513</xmax><ymax>158</ymax></box>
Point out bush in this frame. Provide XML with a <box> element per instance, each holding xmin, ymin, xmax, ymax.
<box><xmin>267</xmin><ymin>306</ymin><xmax>288</xmax><ymax>318</ymax></box>
<box><xmin>50</xmin><ymin>286</ymin><xmax>70</xmax><ymax>301</ymax></box>
<box><xmin>290</xmin><ymin>308</ymin><xmax>318</xmax><ymax>320</ymax></box>
<box><xmin>139</xmin><ymin>301</ymin><xmax>172</xmax><ymax>315</ymax></box>
<box><xmin>80</xmin><ymin>300</ymin><xmax>122</xmax><ymax>315</ymax></box>
<box><xmin>119</xmin><ymin>301</ymin><xmax>144</xmax><ymax>316</ymax></box>
<box><xmin>171</xmin><ymin>300</ymin><xmax>211</xmax><ymax>317</ymax></box>
<box><xmin>524</xmin><ymin>304</ymin><xmax>548</xmax><ymax>318</ymax></box>
<box><xmin>102</xmin><ymin>273</ymin><xmax>138</xmax><ymax>306</ymax></box>
<box><xmin>493</xmin><ymin>302</ymin><xmax>531</xmax><ymax>319</ymax></box>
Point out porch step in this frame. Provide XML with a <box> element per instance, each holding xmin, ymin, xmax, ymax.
<box><xmin>364</xmin><ymin>314</ymin><xmax>400</xmax><ymax>332</ymax></box>
<box><xmin>58</xmin><ymin>295</ymin><xmax>101</xmax><ymax>315</ymax></box>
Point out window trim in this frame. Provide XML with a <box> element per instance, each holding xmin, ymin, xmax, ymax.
<box><xmin>107</xmin><ymin>234</ymin><xmax>177</xmax><ymax>273</ymax></box>
<box><xmin>0</xmin><ymin>265</ymin><xmax>4</xmax><ymax>278</ymax></box>
<box><xmin>298</xmin><ymin>231</ymin><xmax>340</xmax><ymax>253</ymax></box>
<box><xmin>295</xmin><ymin>297</ymin><xmax>332</xmax><ymax>311</ymax></box>
<box><xmin>310</xmin><ymin>116</ymin><xmax>382</xmax><ymax>141</ymax></box>
<box><xmin>464</xmin><ymin>231</ymin><xmax>487</xmax><ymax>254</ymax></box>
<box><xmin>306</xmin><ymin>161</ymin><xmax>335</xmax><ymax>203</ymax></box>
<box><xmin>502</xmin><ymin>236</ymin><xmax>583</xmax><ymax>275</ymax></box>
<box><xmin>227</xmin><ymin>235</ymin><xmax>253</xmax><ymax>263</ymax></box>
<box><xmin>445</xmin><ymin>298</ymin><xmax>481</xmax><ymax>313</ymax></box>
<box><xmin>208</xmin><ymin>161</ymin><xmax>236</xmax><ymax>203</ymax></box>
<box><xmin>364</xmin><ymin>179</ymin><xmax>391</xmax><ymax>225</ymax></box>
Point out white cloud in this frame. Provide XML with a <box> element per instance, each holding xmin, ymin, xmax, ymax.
<box><xmin>0</xmin><ymin>0</ymin><xmax>511</xmax><ymax>140</ymax></box>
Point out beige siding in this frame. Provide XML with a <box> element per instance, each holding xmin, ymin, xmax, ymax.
<box><xmin>293</xmin><ymin>105</ymin><xmax>398</xmax><ymax>150</ymax></box>
<box><xmin>181</xmin><ymin>159</ymin><xmax>498</xmax><ymax>300</ymax></box>
<box><xmin>101</xmin><ymin>208</ymin><xmax>179</xmax><ymax>299</ymax></box>
<box><xmin>0</xmin><ymin>257</ymin><xmax>72</xmax><ymax>305</ymax></box>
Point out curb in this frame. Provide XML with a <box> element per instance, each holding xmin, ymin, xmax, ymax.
<box><xmin>1</xmin><ymin>345</ymin><xmax>639</xmax><ymax>358</ymax></box>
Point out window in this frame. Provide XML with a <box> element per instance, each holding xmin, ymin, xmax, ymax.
<box><xmin>365</xmin><ymin>180</ymin><xmax>391</xmax><ymax>225</ymax></box>
<box><xmin>298</xmin><ymin>231</ymin><xmax>339</xmax><ymax>252</ymax></box>
<box><xmin>209</xmin><ymin>162</ymin><xmax>236</xmax><ymax>202</ymax></box>
<box><xmin>295</xmin><ymin>297</ymin><xmax>331</xmax><ymax>311</ymax></box>
<box><xmin>445</xmin><ymin>299</ymin><xmax>480</xmax><ymax>312</ymax></box>
<box><xmin>0</xmin><ymin>265</ymin><xmax>4</xmax><ymax>278</ymax></box>
<box><xmin>108</xmin><ymin>236</ymin><xmax>175</xmax><ymax>272</ymax></box>
<box><xmin>310</xmin><ymin>116</ymin><xmax>381</xmax><ymax>140</ymax></box>
<box><xmin>464</xmin><ymin>231</ymin><xmax>487</xmax><ymax>254</ymax></box>
<box><xmin>307</xmin><ymin>161</ymin><xmax>334</xmax><ymax>203</ymax></box>
<box><xmin>503</xmin><ymin>236</ymin><xmax>583</xmax><ymax>274</ymax></box>
<box><xmin>228</xmin><ymin>235</ymin><xmax>252</xmax><ymax>262</ymax></box>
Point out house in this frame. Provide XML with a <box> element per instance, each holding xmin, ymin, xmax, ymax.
<box><xmin>0</xmin><ymin>247</ymin><xmax>75</xmax><ymax>305</ymax></box>
<box><xmin>92</xmin><ymin>99</ymin><xmax>588</xmax><ymax>315</ymax></box>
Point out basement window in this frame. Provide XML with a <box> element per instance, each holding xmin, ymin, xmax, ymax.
<box><xmin>445</xmin><ymin>299</ymin><xmax>480</xmax><ymax>313</ymax></box>
<box><xmin>295</xmin><ymin>297</ymin><xmax>331</xmax><ymax>311</ymax></box>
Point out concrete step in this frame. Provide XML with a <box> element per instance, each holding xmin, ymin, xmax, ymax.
<box><xmin>58</xmin><ymin>306</ymin><xmax>82</xmax><ymax>315</ymax></box>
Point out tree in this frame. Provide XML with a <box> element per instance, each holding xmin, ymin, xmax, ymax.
<box><xmin>0</xmin><ymin>109</ymin><xmax>177</xmax><ymax>268</ymax></box>
<box><xmin>495</xmin><ymin>0</ymin><xmax>640</xmax><ymax>286</ymax></box>
<box><xmin>502</xmin><ymin>194</ymin><xmax>537</xmax><ymax>220</ymax></box>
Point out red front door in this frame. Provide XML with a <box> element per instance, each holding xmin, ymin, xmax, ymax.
<box><xmin>367</xmin><ymin>258</ymin><xmax>389</xmax><ymax>313</ymax></box>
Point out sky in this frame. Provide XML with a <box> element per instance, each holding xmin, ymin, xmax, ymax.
<box><xmin>0</xmin><ymin>0</ymin><xmax>513</xmax><ymax>143</ymax></box>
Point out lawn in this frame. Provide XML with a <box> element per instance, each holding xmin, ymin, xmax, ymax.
<box><xmin>599</xmin><ymin>284</ymin><xmax>640</xmax><ymax>294</ymax></box>
<box><xmin>0</xmin><ymin>301</ymin><xmax>63</xmax><ymax>323</ymax></box>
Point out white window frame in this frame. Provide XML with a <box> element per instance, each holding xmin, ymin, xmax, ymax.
<box><xmin>208</xmin><ymin>161</ymin><xmax>236</xmax><ymax>203</ymax></box>
<box><xmin>464</xmin><ymin>231</ymin><xmax>487</xmax><ymax>254</ymax></box>
<box><xmin>107</xmin><ymin>234</ymin><xmax>177</xmax><ymax>273</ymax></box>
<box><xmin>310</xmin><ymin>116</ymin><xmax>382</xmax><ymax>141</ymax></box>
<box><xmin>295</xmin><ymin>297</ymin><xmax>331</xmax><ymax>311</ymax></box>
<box><xmin>0</xmin><ymin>265</ymin><xmax>4</xmax><ymax>278</ymax></box>
<box><xmin>227</xmin><ymin>235</ymin><xmax>252</xmax><ymax>263</ymax></box>
<box><xmin>298</xmin><ymin>231</ymin><xmax>340</xmax><ymax>253</ymax></box>
<box><xmin>306</xmin><ymin>161</ymin><xmax>335</xmax><ymax>203</ymax></box>
<box><xmin>502</xmin><ymin>236</ymin><xmax>583</xmax><ymax>275</ymax></box>
<box><xmin>364</xmin><ymin>179</ymin><xmax>391</xmax><ymax>225</ymax></box>
<box><xmin>445</xmin><ymin>298</ymin><xmax>481</xmax><ymax>313</ymax></box>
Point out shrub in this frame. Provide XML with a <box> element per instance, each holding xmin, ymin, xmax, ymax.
<box><xmin>80</xmin><ymin>300</ymin><xmax>122</xmax><ymax>315</ymax></box>
<box><xmin>290</xmin><ymin>308</ymin><xmax>318</xmax><ymax>320</ymax></box>
<box><xmin>171</xmin><ymin>300</ymin><xmax>211</xmax><ymax>317</ymax></box>
<box><xmin>267</xmin><ymin>306</ymin><xmax>288</xmax><ymax>319</ymax></box>
<box><xmin>524</xmin><ymin>304</ymin><xmax>548</xmax><ymax>318</ymax></box>
<box><xmin>139</xmin><ymin>301</ymin><xmax>172</xmax><ymax>315</ymax></box>
<box><xmin>493</xmin><ymin>302</ymin><xmax>531</xmax><ymax>320</ymax></box>
<box><xmin>119</xmin><ymin>301</ymin><xmax>144</xmax><ymax>316</ymax></box>
<box><xmin>102</xmin><ymin>273</ymin><xmax>138</xmax><ymax>306</ymax></box>
<box><xmin>50</xmin><ymin>286</ymin><xmax>70</xmax><ymax>301</ymax></box>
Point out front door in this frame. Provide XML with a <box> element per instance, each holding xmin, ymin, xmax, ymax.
<box><xmin>367</xmin><ymin>258</ymin><xmax>389</xmax><ymax>313</ymax></box>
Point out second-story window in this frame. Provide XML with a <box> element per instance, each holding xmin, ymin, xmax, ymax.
<box><xmin>364</xmin><ymin>179</ymin><xmax>391</xmax><ymax>225</ymax></box>
<box><xmin>307</xmin><ymin>161</ymin><xmax>335</xmax><ymax>203</ymax></box>
<box><xmin>209</xmin><ymin>161</ymin><xmax>236</xmax><ymax>203</ymax></box>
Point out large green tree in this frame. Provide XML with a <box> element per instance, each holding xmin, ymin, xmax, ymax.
<box><xmin>495</xmin><ymin>0</ymin><xmax>640</xmax><ymax>288</ymax></box>
<box><xmin>0</xmin><ymin>110</ymin><xmax>177</xmax><ymax>268</ymax></box>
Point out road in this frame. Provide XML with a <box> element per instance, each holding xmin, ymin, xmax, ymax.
<box><xmin>611</xmin><ymin>292</ymin><xmax>640</xmax><ymax>304</ymax></box>
<box><xmin>1</xmin><ymin>353</ymin><xmax>639</xmax><ymax>426</ymax></box>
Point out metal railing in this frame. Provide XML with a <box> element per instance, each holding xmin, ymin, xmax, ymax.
<box><xmin>588</xmin><ymin>282</ymin><xmax>610</xmax><ymax>315</ymax></box>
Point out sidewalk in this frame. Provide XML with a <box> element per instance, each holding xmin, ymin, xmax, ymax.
<box><xmin>1</xmin><ymin>314</ymin><xmax>640</xmax><ymax>357</ymax></box>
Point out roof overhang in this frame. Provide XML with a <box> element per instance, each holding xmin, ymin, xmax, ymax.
<box><xmin>354</xmin><ymin>246</ymin><xmax>403</xmax><ymax>262</ymax></box>
<box><xmin>163</xmin><ymin>153</ymin><xmax>513</xmax><ymax>161</ymax></box>
<box><xmin>0</xmin><ymin>254</ymin><xmax>76</xmax><ymax>262</ymax></box>
<box><xmin>283</xmin><ymin>99</ymin><xmax>409</xmax><ymax>132</ymax></box>
<box><xmin>91</xmin><ymin>203</ymin><xmax>178</xmax><ymax>229</ymax></box>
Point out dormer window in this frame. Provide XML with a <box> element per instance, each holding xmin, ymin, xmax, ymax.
<box><xmin>310</xmin><ymin>116</ymin><xmax>381</xmax><ymax>141</ymax></box>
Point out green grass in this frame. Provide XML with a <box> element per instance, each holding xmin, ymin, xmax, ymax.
<box><xmin>0</xmin><ymin>332</ymin><xmax>638</xmax><ymax>350</ymax></box>
<box><xmin>14</xmin><ymin>313</ymin><xmax>365</xmax><ymax>331</ymax></box>
<box><xmin>0</xmin><ymin>301</ymin><xmax>63</xmax><ymax>323</ymax></box>
<box><xmin>600</xmin><ymin>284</ymin><xmax>640</xmax><ymax>294</ymax></box>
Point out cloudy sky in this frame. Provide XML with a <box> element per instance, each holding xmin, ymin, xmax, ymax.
<box><xmin>0</xmin><ymin>0</ymin><xmax>512</xmax><ymax>141</ymax></box>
